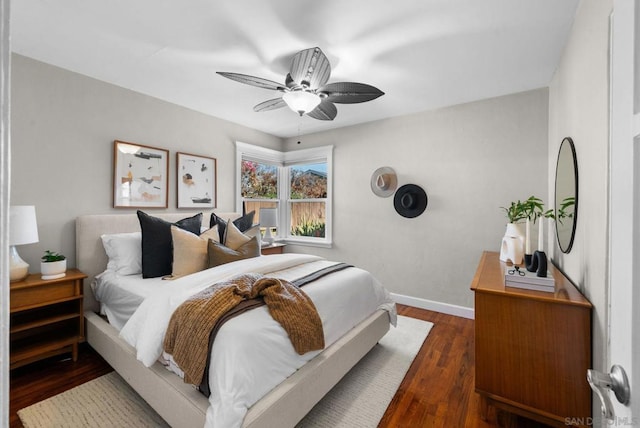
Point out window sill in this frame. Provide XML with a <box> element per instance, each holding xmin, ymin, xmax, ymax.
<box><xmin>281</xmin><ymin>238</ymin><xmax>333</xmax><ymax>249</ymax></box>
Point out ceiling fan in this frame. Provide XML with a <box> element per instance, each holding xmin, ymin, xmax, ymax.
<box><xmin>216</xmin><ymin>47</ymin><xmax>384</xmax><ymax>121</ymax></box>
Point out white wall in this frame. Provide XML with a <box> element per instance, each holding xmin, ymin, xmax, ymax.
<box><xmin>283</xmin><ymin>89</ymin><xmax>549</xmax><ymax>310</ymax></box>
<box><xmin>548</xmin><ymin>0</ymin><xmax>612</xmax><ymax>391</ymax></box>
<box><xmin>10</xmin><ymin>54</ymin><xmax>282</xmax><ymax>270</ymax></box>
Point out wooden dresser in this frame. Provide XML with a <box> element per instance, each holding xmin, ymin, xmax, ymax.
<box><xmin>9</xmin><ymin>269</ymin><xmax>86</xmax><ymax>369</ymax></box>
<box><xmin>470</xmin><ymin>251</ymin><xmax>592</xmax><ymax>427</ymax></box>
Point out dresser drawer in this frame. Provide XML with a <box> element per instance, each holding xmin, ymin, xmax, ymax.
<box><xmin>10</xmin><ymin>280</ymin><xmax>77</xmax><ymax>310</ymax></box>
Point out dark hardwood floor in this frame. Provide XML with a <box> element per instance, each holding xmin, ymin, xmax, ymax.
<box><xmin>9</xmin><ymin>305</ymin><xmax>550</xmax><ymax>427</ymax></box>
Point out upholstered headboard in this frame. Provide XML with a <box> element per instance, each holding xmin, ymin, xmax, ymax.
<box><xmin>76</xmin><ymin>212</ymin><xmax>240</xmax><ymax>311</ymax></box>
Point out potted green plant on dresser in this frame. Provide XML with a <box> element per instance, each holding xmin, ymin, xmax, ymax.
<box><xmin>40</xmin><ymin>250</ymin><xmax>66</xmax><ymax>280</ymax></box>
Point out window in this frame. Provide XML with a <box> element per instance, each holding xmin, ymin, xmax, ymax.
<box><xmin>289</xmin><ymin>162</ymin><xmax>327</xmax><ymax>239</ymax></box>
<box><xmin>236</xmin><ymin>142</ymin><xmax>332</xmax><ymax>246</ymax></box>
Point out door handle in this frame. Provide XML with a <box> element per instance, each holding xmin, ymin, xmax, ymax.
<box><xmin>587</xmin><ymin>365</ymin><xmax>630</xmax><ymax>420</ymax></box>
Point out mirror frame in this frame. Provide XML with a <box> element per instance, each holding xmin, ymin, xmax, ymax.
<box><xmin>554</xmin><ymin>137</ymin><xmax>578</xmax><ymax>253</ymax></box>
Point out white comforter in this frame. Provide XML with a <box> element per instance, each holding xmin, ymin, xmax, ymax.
<box><xmin>120</xmin><ymin>254</ymin><xmax>396</xmax><ymax>428</ymax></box>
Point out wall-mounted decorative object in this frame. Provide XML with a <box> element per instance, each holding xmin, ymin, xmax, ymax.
<box><xmin>370</xmin><ymin>167</ymin><xmax>397</xmax><ymax>197</ymax></box>
<box><xmin>177</xmin><ymin>152</ymin><xmax>217</xmax><ymax>209</ymax></box>
<box><xmin>113</xmin><ymin>140</ymin><xmax>169</xmax><ymax>208</ymax></box>
<box><xmin>394</xmin><ymin>184</ymin><xmax>427</xmax><ymax>218</ymax></box>
<box><xmin>554</xmin><ymin>137</ymin><xmax>578</xmax><ymax>253</ymax></box>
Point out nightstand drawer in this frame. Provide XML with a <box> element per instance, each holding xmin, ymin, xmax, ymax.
<box><xmin>261</xmin><ymin>243</ymin><xmax>286</xmax><ymax>255</ymax></box>
<box><xmin>10</xmin><ymin>281</ymin><xmax>77</xmax><ymax>310</ymax></box>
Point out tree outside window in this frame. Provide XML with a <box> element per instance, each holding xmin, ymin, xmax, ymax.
<box><xmin>241</xmin><ymin>161</ymin><xmax>277</xmax><ymax>199</ymax></box>
<box><xmin>240</xmin><ymin>160</ymin><xmax>279</xmax><ymax>234</ymax></box>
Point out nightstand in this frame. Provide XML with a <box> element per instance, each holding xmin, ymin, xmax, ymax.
<box><xmin>261</xmin><ymin>243</ymin><xmax>286</xmax><ymax>255</ymax></box>
<box><xmin>9</xmin><ymin>269</ymin><xmax>86</xmax><ymax>369</ymax></box>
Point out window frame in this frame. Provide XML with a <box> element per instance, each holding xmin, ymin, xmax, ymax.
<box><xmin>235</xmin><ymin>142</ymin><xmax>333</xmax><ymax>247</ymax></box>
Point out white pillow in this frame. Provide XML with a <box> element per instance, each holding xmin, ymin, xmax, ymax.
<box><xmin>100</xmin><ymin>232</ymin><xmax>142</xmax><ymax>275</ymax></box>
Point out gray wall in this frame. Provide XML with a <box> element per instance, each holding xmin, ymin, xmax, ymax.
<box><xmin>10</xmin><ymin>54</ymin><xmax>282</xmax><ymax>270</ymax></box>
<box><xmin>283</xmin><ymin>89</ymin><xmax>549</xmax><ymax>309</ymax></box>
<box><xmin>548</xmin><ymin>0</ymin><xmax>612</xmax><ymax>392</ymax></box>
<box><xmin>11</xmin><ymin>53</ymin><xmax>549</xmax><ymax>312</ymax></box>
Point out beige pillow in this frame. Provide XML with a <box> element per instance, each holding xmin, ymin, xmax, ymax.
<box><xmin>207</xmin><ymin>236</ymin><xmax>261</xmax><ymax>268</ymax></box>
<box><xmin>224</xmin><ymin>221</ymin><xmax>260</xmax><ymax>250</ymax></box>
<box><xmin>170</xmin><ymin>225</ymin><xmax>219</xmax><ymax>278</ymax></box>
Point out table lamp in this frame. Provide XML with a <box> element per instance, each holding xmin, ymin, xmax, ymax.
<box><xmin>9</xmin><ymin>205</ymin><xmax>39</xmax><ymax>282</ymax></box>
<box><xmin>259</xmin><ymin>208</ymin><xmax>277</xmax><ymax>246</ymax></box>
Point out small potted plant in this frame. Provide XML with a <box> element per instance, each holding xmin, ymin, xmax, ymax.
<box><xmin>499</xmin><ymin>196</ymin><xmax>546</xmax><ymax>264</ymax></box>
<box><xmin>500</xmin><ymin>196</ymin><xmax>555</xmax><ymax>264</ymax></box>
<box><xmin>41</xmin><ymin>250</ymin><xmax>67</xmax><ymax>280</ymax></box>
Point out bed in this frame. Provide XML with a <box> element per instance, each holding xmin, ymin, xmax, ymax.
<box><xmin>76</xmin><ymin>212</ymin><xmax>395</xmax><ymax>428</ymax></box>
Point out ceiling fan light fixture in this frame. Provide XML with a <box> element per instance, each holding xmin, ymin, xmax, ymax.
<box><xmin>283</xmin><ymin>91</ymin><xmax>321</xmax><ymax>116</ymax></box>
<box><xmin>217</xmin><ymin>47</ymin><xmax>383</xmax><ymax>121</ymax></box>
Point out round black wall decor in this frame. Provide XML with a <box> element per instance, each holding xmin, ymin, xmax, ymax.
<box><xmin>394</xmin><ymin>184</ymin><xmax>428</xmax><ymax>218</ymax></box>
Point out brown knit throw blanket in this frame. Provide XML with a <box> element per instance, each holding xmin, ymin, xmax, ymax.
<box><xmin>163</xmin><ymin>273</ymin><xmax>325</xmax><ymax>385</ymax></box>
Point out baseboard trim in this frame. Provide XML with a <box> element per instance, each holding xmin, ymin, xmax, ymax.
<box><xmin>390</xmin><ymin>293</ymin><xmax>475</xmax><ymax>320</ymax></box>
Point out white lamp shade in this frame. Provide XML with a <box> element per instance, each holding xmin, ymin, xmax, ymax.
<box><xmin>260</xmin><ymin>208</ymin><xmax>277</xmax><ymax>246</ymax></box>
<box><xmin>282</xmin><ymin>91</ymin><xmax>321</xmax><ymax>115</ymax></box>
<box><xmin>10</xmin><ymin>205</ymin><xmax>39</xmax><ymax>245</ymax></box>
<box><xmin>259</xmin><ymin>208</ymin><xmax>278</xmax><ymax>228</ymax></box>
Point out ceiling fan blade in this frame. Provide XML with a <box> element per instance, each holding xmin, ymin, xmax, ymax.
<box><xmin>253</xmin><ymin>98</ymin><xmax>287</xmax><ymax>112</ymax></box>
<box><xmin>318</xmin><ymin>82</ymin><xmax>385</xmax><ymax>104</ymax></box>
<box><xmin>289</xmin><ymin>47</ymin><xmax>331</xmax><ymax>90</ymax></box>
<box><xmin>307</xmin><ymin>100</ymin><xmax>337</xmax><ymax>121</ymax></box>
<box><xmin>216</xmin><ymin>72</ymin><xmax>286</xmax><ymax>91</ymax></box>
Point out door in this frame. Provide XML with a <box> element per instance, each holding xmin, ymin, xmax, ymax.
<box><xmin>607</xmin><ymin>0</ymin><xmax>638</xmax><ymax>423</ymax></box>
<box><xmin>0</xmin><ymin>0</ymin><xmax>10</xmax><ymax>424</ymax></box>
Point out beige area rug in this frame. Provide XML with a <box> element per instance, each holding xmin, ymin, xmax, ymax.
<box><xmin>19</xmin><ymin>315</ymin><xmax>432</xmax><ymax>428</ymax></box>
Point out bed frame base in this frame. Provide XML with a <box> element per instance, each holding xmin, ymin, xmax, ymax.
<box><xmin>85</xmin><ymin>309</ymin><xmax>390</xmax><ymax>427</ymax></box>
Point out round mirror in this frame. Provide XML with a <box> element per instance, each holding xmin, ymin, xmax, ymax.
<box><xmin>555</xmin><ymin>137</ymin><xmax>578</xmax><ymax>253</ymax></box>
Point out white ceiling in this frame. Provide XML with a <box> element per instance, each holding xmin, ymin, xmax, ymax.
<box><xmin>10</xmin><ymin>0</ymin><xmax>579</xmax><ymax>138</ymax></box>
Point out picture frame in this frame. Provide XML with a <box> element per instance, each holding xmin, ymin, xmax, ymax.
<box><xmin>177</xmin><ymin>152</ymin><xmax>217</xmax><ymax>209</ymax></box>
<box><xmin>113</xmin><ymin>140</ymin><xmax>169</xmax><ymax>208</ymax></box>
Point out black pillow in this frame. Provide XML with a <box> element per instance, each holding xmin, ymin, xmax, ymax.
<box><xmin>233</xmin><ymin>210</ymin><xmax>255</xmax><ymax>232</ymax></box>
<box><xmin>209</xmin><ymin>211</ymin><xmax>255</xmax><ymax>242</ymax></box>
<box><xmin>209</xmin><ymin>213</ymin><xmax>228</xmax><ymax>243</ymax></box>
<box><xmin>137</xmin><ymin>211</ymin><xmax>202</xmax><ymax>278</ymax></box>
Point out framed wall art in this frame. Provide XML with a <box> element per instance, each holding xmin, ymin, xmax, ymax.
<box><xmin>177</xmin><ymin>152</ymin><xmax>217</xmax><ymax>209</ymax></box>
<box><xmin>113</xmin><ymin>140</ymin><xmax>169</xmax><ymax>208</ymax></box>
